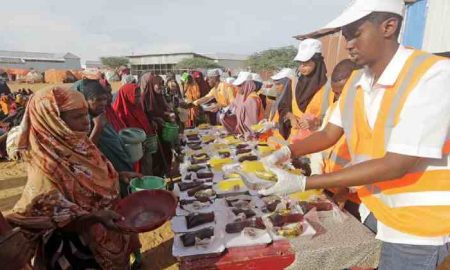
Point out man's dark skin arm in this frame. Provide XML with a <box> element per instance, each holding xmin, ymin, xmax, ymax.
<box><xmin>287</xmin><ymin>123</ymin><xmax>420</xmax><ymax>189</ymax></box>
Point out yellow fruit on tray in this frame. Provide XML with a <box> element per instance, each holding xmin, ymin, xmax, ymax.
<box><xmin>258</xmin><ymin>145</ymin><xmax>275</xmax><ymax>156</ymax></box>
<box><xmin>198</xmin><ymin>123</ymin><xmax>210</xmax><ymax>130</ymax></box>
<box><xmin>209</xmin><ymin>158</ymin><xmax>233</xmax><ymax>170</ymax></box>
<box><xmin>254</xmin><ymin>171</ymin><xmax>277</xmax><ymax>182</ymax></box>
<box><xmin>241</xmin><ymin>161</ymin><xmax>265</xmax><ymax>173</ymax></box>
<box><xmin>224</xmin><ymin>136</ymin><xmax>241</xmax><ymax>145</ymax></box>
<box><xmin>288</xmin><ymin>189</ymin><xmax>323</xmax><ymax>201</ymax></box>
<box><xmin>217</xmin><ymin>179</ymin><xmax>245</xmax><ymax>191</ymax></box>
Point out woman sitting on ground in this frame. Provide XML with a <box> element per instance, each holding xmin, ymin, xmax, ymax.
<box><xmin>7</xmin><ymin>87</ymin><xmax>137</xmax><ymax>270</ymax></box>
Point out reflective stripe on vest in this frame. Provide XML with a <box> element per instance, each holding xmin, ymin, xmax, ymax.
<box><xmin>319</xmin><ymin>82</ymin><xmax>333</xmax><ymax>121</ymax></box>
<box><xmin>340</xmin><ymin>51</ymin><xmax>450</xmax><ymax>236</ymax></box>
<box><xmin>290</xmin><ymin>76</ymin><xmax>303</xmax><ymax>117</ymax></box>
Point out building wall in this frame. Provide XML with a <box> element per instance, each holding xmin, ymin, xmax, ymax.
<box><xmin>318</xmin><ymin>32</ymin><xmax>349</xmax><ymax>75</ymax></box>
<box><xmin>128</xmin><ymin>54</ymin><xmax>195</xmax><ymax>66</ymax></box>
<box><xmin>402</xmin><ymin>0</ymin><xmax>428</xmax><ymax>49</ymax></box>
<box><xmin>422</xmin><ymin>0</ymin><xmax>450</xmax><ymax>52</ymax></box>
<box><xmin>214</xmin><ymin>59</ymin><xmax>248</xmax><ymax>72</ymax></box>
<box><xmin>0</xmin><ymin>58</ymin><xmax>81</xmax><ymax>72</ymax></box>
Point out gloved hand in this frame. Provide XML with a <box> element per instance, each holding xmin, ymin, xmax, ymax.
<box><xmin>258</xmin><ymin>167</ymin><xmax>307</xmax><ymax>196</ymax></box>
<box><xmin>257</xmin><ymin>119</ymin><xmax>276</xmax><ymax>133</ymax></box>
<box><xmin>261</xmin><ymin>145</ymin><xmax>291</xmax><ymax>167</ymax></box>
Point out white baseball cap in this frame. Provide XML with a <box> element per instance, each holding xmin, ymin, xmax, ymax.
<box><xmin>206</xmin><ymin>68</ymin><xmax>221</xmax><ymax>77</ymax></box>
<box><xmin>233</xmin><ymin>71</ymin><xmax>252</xmax><ymax>86</ymax></box>
<box><xmin>322</xmin><ymin>0</ymin><xmax>405</xmax><ymax>30</ymax></box>
<box><xmin>271</xmin><ymin>68</ymin><xmax>295</xmax><ymax>81</ymax></box>
<box><xmin>225</xmin><ymin>77</ymin><xmax>236</xmax><ymax>84</ymax></box>
<box><xmin>251</xmin><ymin>73</ymin><xmax>263</xmax><ymax>83</ymax></box>
<box><xmin>294</xmin><ymin>38</ymin><xmax>322</xmax><ymax>62</ymax></box>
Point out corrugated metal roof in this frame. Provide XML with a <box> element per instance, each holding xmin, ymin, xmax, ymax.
<box><xmin>0</xmin><ymin>50</ymin><xmax>80</xmax><ymax>61</ymax></box>
<box><xmin>128</xmin><ymin>52</ymin><xmax>212</xmax><ymax>59</ymax></box>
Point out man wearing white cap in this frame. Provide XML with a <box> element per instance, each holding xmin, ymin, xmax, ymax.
<box><xmin>192</xmin><ymin>69</ymin><xmax>236</xmax><ymax>117</ymax></box>
<box><xmin>260</xmin><ymin>0</ymin><xmax>450</xmax><ymax>269</ymax></box>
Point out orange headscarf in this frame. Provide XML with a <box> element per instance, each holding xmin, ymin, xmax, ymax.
<box><xmin>17</xmin><ymin>87</ymin><xmax>119</xmax><ymax>210</ymax></box>
<box><xmin>10</xmin><ymin>87</ymin><xmax>132</xmax><ymax>269</ymax></box>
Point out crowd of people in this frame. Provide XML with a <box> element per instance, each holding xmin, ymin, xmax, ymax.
<box><xmin>0</xmin><ymin>0</ymin><xmax>450</xmax><ymax>269</ymax></box>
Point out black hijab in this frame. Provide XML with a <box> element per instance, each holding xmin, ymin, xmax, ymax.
<box><xmin>283</xmin><ymin>54</ymin><xmax>327</xmax><ymax>113</ymax></box>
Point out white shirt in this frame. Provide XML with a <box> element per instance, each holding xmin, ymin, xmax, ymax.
<box><xmin>329</xmin><ymin>46</ymin><xmax>450</xmax><ymax>245</ymax></box>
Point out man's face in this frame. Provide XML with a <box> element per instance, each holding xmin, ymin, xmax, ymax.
<box><xmin>207</xmin><ymin>76</ymin><xmax>220</xmax><ymax>88</ymax></box>
<box><xmin>342</xmin><ymin>19</ymin><xmax>384</xmax><ymax>66</ymax></box>
<box><xmin>87</xmin><ymin>94</ymin><xmax>108</xmax><ymax>116</ymax></box>
<box><xmin>331</xmin><ymin>79</ymin><xmax>347</xmax><ymax>99</ymax></box>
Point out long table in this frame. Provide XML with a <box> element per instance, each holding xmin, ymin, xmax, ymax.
<box><xmin>177</xmin><ymin>212</ymin><xmax>380</xmax><ymax>270</ymax></box>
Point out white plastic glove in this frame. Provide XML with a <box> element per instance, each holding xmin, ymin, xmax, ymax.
<box><xmin>258</xmin><ymin>167</ymin><xmax>307</xmax><ymax>196</ymax></box>
<box><xmin>261</xmin><ymin>145</ymin><xmax>291</xmax><ymax>167</ymax></box>
<box><xmin>257</xmin><ymin>119</ymin><xmax>276</xmax><ymax>133</ymax></box>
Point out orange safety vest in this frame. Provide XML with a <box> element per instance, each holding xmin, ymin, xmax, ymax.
<box><xmin>212</xmin><ymin>82</ymin><xmax>237</xmax><ymax>107</ymax></box>
<box><xmin>321</xmin><ymin>102</ymin><xmax>360</xmax><ymax>204</ymax></box>
<box><xmin>339</xmin><ymin>50</ymin><xmax>450</xmax><ymax>237</ymax></box>
<box><xmin>288</xmin><ymin>76</ymin><xmax>312</xmax><ymax>143</ymax></box>
<box><xmin>306</xmin><ymin>82</ymin><xmax>334</xmax><ymax>121</ymax></box>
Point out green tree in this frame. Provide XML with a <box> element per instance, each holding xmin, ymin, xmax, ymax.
<box><xmin>246</xmin><ymin>46</ymin><xmax>297</xmax><ymax>72</ymax></box>
<box><xmin>176</xmin><ymin>57</ymin><xmax>222</xmax><ymax>70</ymax></box>
<box><xmin>100</xmin><ymin>57</ymin><xmax>129</xmax><ymax>69</ymax></box>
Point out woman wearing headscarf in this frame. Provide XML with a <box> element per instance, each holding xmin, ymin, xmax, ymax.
<box><xmin>113</xmin><ymin>83</ymin><xmax>155</xmax><ymax>176</ymax></box>
<box><xmin>140</xmin><ymin>73</ymin><xmax>175</xmax><ymax>176</ymax></box>
<box><xmin>278</xmin><ymin>39</ymin><xmax>327</xmax><ymax>142</ymax></box>
<box><xmin>183</xmin><ymin>75</ymin><xmax>201</xmax><ymax>128</ymax></box>
<box><xmin>7</xmin><ymin>87</ymin><xmax>137</xmax><ymax>270</ymax></box>
<box><xmin>140</xmin><ymin>72</ymin><xmax>175</xmax><ymax>128</ymax></box>
<box><xmin>222</xmin><ymin>72</ymin><xmax>263</xmax><ymax>136</ymax></box>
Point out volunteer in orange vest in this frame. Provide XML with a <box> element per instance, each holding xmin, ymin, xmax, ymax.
<box><xmin>259</xmin><ymin>0</ymin><xmax>450</xmax><ymax>269</ymax></box>
<box><xmin>279</xmin><ymin>39</ymin><xmax>327</xmax><ymax>143</ymax></box>
<box><xmin>309</xmin><ymin>59</ymin><xmax>361</xmax><ymax>216</ymax></box>
<box><xmin>192</xmin><ymin>69</ymin><xmax>236</xmax><ymax>125</ymax></box>
<box><xmin>258</xmin><ymin>68</ymin><xmax>296</xmax><ymax>140</ymax></box>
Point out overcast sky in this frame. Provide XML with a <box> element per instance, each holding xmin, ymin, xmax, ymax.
<box><xmin>0</xmin><ymin>0</ymin><xmax>348</xmax><ymax>62</ymax></box>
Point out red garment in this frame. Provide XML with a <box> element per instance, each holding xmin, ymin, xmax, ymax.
<box><xmin>105</xmin><ymin>106</ymin><xmax>126</xmax><ymax>132</ymax></box>
<box><xmin>113</xmin><ymin>83</ymin><xmax>154</xmax><ymax>134</ymax></box>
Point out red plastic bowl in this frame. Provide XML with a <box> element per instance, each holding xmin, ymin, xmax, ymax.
<box><xmin>114</xmin><ymin>190</ymin><xmax>177</xmax><ymax>233</ymax></box>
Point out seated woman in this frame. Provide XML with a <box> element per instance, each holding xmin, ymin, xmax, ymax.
<box><xmin>221</xmin><ymin>72</ymin><xmax>263</xmax><ymax>137</ymax></box>
<box><xmin>113</xmin><ymin>82</ymin><xmax>155</xmax><ymax>176</ymax></box>
<box><xmin>7</xmin><ymin>87</ymin><xmax>137</xmax><ymax>270</ymax></box>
